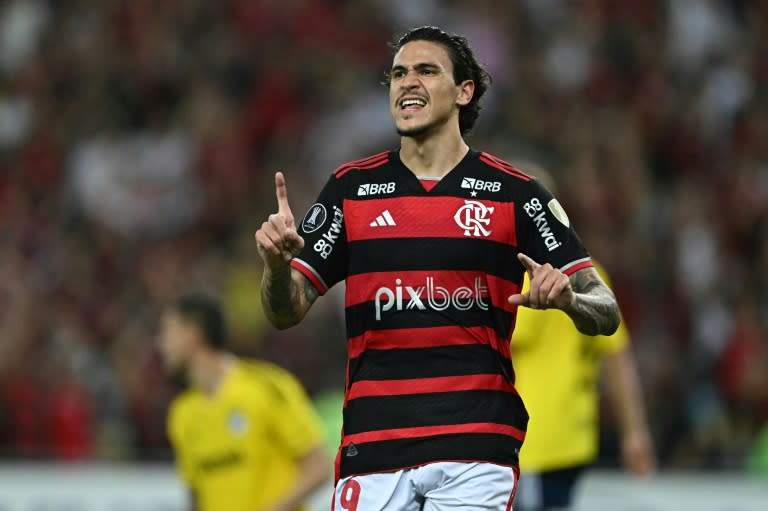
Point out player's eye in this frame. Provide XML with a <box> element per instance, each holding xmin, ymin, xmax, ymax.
<box><xmin>391</xmin><ymin>69</ymin><xmax>405</xmax><ymax>80</ymax></box>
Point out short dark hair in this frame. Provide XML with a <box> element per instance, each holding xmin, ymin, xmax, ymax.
<box><xmin>388</xmin><ymin>26</ymin><xmax>491</xmax><ymax>135</ymax></box>
<box><xmin>172</xmin><ymin>294</ymin><xmax>227</xmax><ymax>349</ymax></box>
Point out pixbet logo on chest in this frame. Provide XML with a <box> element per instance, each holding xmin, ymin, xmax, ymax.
<box><xmin>374</xmin><ymin>277</ymin><xmax>490</xmax><ymax>320</ymax></box>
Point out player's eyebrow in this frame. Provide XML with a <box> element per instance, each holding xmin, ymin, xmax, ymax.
<box><xmin>390</xmin><ymin>62</ymin><xmax>442</xmax><ymax>75</ymax></box>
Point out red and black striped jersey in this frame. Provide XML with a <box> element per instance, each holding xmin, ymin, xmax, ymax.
<box><xmin>291</xmin><ymin>149</ymin><xmax>593</xmax><ymax>480</ymax></box>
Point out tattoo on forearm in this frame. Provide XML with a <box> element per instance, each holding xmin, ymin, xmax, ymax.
<box><xmin>566</xmin><ymin>268</ymin><xmax>620</xmax><ymax>336</ymax></box>
<box><xmin>261</xmin><ymin>267</ymin><xmax>317</xmax><ymax>329</ymax></box>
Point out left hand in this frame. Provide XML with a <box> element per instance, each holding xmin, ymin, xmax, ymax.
<box><xmin>507</xmin><ymin>253</ymin><xmax>575</xmax><ymax>310</ymax></box>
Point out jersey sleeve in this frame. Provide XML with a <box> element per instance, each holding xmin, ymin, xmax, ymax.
<box><xmin>516</xmin><ymin>178</ymin><xmax>592</xmax><ymax>275</ymax></box>
<box><xmin>262</xmin><ymin>365</ymin><xmax>326</xmax><ymax>459</ymax></box>
<box><xmin>290</xmin><ymin>173</ymin><xmax>348</xmax><ymax>294</ymax></box>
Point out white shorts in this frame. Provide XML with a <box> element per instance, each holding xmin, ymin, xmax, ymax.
<box><xmin>332</xmin><ymin>461</ymin><xmax>519</xmax><ymax>511</ymax></box>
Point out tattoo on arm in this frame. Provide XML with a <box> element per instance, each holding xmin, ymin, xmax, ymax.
<box><xmin>261</xmin><ymin>266</ymin><xmax>318</xmax><ymax>329</ymax></box>
<box><xmin>565</xmin><ymin>267</ymin><xmax>621</xmax><ymax>336</ymax></box>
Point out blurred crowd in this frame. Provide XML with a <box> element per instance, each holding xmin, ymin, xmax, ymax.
<box><xmin>0</xmin><ymin>0</ymin><xmax>766</xmax><ymax>472</ymax></box>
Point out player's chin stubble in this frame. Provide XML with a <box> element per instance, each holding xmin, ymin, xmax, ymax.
<box><xmin>166</xmin><ymin>365</ymin><xmax>190</xmax><ymax>389</ymax></box>
<box><xmin>396</xmin><ymin>124</ymin><xmax>432</xmax><ymax>138</ymax></box>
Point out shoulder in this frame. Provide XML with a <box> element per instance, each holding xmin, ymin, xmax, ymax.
<box><xmin>167</xmin><ymin>390</ymin><xmax>198</xmax><ymax>426</ymax></box>
<box><xmin>470</xmin><ymin>151</ymin><xmax>549</xmax><ymax>199</ymax></box>
<box><xmin>475</xmin><ymin>151</ymin><xmax>536</xmax><ymax>183</ymax></box>
<box><xmin>332</xmin><ymin>150</ymin><xmax>392</xmax><ymax>180</ymax></box>
<box><xmin>236</xmin><ymin>359</ymin><xmax>303</xmax><ymax>392</ymax></box>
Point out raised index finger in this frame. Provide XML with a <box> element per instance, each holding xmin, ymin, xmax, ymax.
<box><xmin>517</xmin><ymin>252</ymin><xmax>540</xmax><ymax>272</ymax></box>
<box><xmin>275</xmin><ymin>171</ymin><xmax>293</xmax><ymax>217</ymax></box>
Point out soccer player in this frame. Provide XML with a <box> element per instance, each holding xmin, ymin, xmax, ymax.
<box><xmin>255</xmin><ymin>26</ymin><xmax>621</xmax><ymax>510</ymax></box>
<box><xmin>158</xmin><ymin>294</ymin><xmax>330</xmax><ymax>511</ymax></box>
<box><xmin>510</xmin><ymin>164</ymin><xmax>655</xmax><ymax>511</ymax></box>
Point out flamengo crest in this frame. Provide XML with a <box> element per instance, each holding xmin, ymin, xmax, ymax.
<box><xmin>454</xmin><ymin>200</ymin><xmax>493</xmax><ymax>237</ymax></box>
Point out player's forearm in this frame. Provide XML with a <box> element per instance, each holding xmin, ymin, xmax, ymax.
<box><xmin>564</xmin><ymin>269</ymin><xmax>620</xmax><ymax>336</ymax></box>
<box><xmin>188</xmin><ymin>490</ymin><xmax>197</xmax><ymax>511</ymax></box>
<box><xmin>606</xmin><ymin>348</ymin><xmax>656</xmax><ymax>474</ymax></box>
<box><xmin>261</xmin><ymin>266</ymin><xmax>316</xmax><ymax>329</ymax></box>
<box><xmin>268</xmin><ymin>446</ymin><xmax>330</xmax><ymax>511</ymax></box>
<box><xmin>606</xmin><ymin>348</ymin><xmax>650</xmax><ymax>436</ymax></box>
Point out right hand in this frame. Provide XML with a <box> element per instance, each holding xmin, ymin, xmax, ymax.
<box><xmin>255</xmin><ymin>172</ymin><xmax>305</xmax><ymax>269</ymax></box>
<box><xmin>622</xmin><ymin>428</ymin><xmax>656</xmax><ymax>477</ymax></box>
<box><xmin>507</xmin><ymin>253</ymin><xmax>576</xmax><ymax>311</ymax></box>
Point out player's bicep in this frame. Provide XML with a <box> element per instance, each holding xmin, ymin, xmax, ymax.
<box><xmin>292</xmin><ymin>174</ymin><xmax>349</xmax><ymax>291</ymax></box>
<box><xmin>568</xmin><ymin>266</ymin><xmax>612</xmax><ymax>297</ymax></box>
<box><xmin>517</xmin><ymin>179</ymin><xmax>590</xmax><ymax>270</ymax></box>
<box><xmin>292</xmin><ymin>267</ymin><xmax>320</xmax><ymax>308</ymax></box>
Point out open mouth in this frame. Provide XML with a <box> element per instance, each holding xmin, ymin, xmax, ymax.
<box><xmin>399</xmin><ymin>97</ymin><xmax>427</xmax><ymax>112</ymax></box>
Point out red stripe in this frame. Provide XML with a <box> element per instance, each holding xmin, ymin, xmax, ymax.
<box><xmin>333</xmin><ymin>151</ymin><xmax>389</xmax><ymax>172</ymax></box>
<box><xmin>345</xmin><ymin>270</ymin><xmax>519</xmax><ymax>309</ymax></box>
<box><xmin>479</xmin><ymin>154</ymin><xmax>532</xmax><ymax>181</ymax></box>
<box><xmin>347</xmin><ymin>374</ymin><xmax>517</xmax><ymax>400</ymax></box>
<box><xmin>291</xmin><ymin>259</ymin><xmax>328</xmax><ymax>294</ymax></box>
<box><xmin>507</xmin><ymin>464</ymin><xmax>520</xmax><ymax>511</ymax></box>
<box><xmin>347</xmin><ymin>325</ymin><xmax>500</xmax><ymax>358</ymax></box>
<box><xmin>344</xmin><ymin>196</ymin><xmax>517</xmax><ymax>245</ymax></box>
<box><xmin>479</xmin><ymin>152</ymin><xmax>533</xmax><ymax>179</ymax></box>
<box><xmin>335</xmin><ymin>156</ymin><xmax>389</xmax><ymax>179</ymax></box>
<box><xmin>487</xmin><ymin>273</ymin><xmax>522</xmax><ymax>314</ymax></box>
<box><xmin>334</xmin><ymin>152</ymin><xmax>390</xmax><ymax>178</ymax></box>
<box><xmin>562</xmin><ymin>259</ymin><xmax>593</xmax><ymax>276</ymax></box>
<box><xmin>342</xmin><ymin>422</ymin><xmax>526</xmax><ymax>445</ymax></box>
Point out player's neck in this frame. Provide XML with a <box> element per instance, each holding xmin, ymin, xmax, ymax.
<box><xmin>190</xmin><ymin>351</ymin><xmax>236</xmax><ymax>396</ymax></box>
<box><xmin>399</xmin><ymin>130</ymin><xmax>468</xmax><ymax>178</ymax></box>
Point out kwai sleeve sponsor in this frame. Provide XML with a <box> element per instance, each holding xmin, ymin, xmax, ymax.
<box><xmin>517</xmin><ymin>179</ymin><xmax>592</xmax><ymax>275</ymax></box>
<box><xmin>290</xmin><ymin>174</ymin><xmax>348</xmax><ymax>294</ymax></box>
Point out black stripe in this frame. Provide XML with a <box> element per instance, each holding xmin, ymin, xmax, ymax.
<box><xmin>345</xmin><ymin>302</ymin><xmax>514</xmax><ymax>340</ymax></box>
<box><xmin>338</xmin><ymin>433</ymin><xmax>521</xmax><ymax>478</ymax></box>
<box><xmin>348</xmin><ymin>238</ymin><xmax>522</xmax><ymax>281</ymax></box>
<box><xmin>348</xmin><ymin>344</ymin><xmax>512</xmax><ymax>382</ymax></box>
<box><xmin>344</xmin><ymin>390</ymin><xmax>527</xmax><ymax>434</ymax></box>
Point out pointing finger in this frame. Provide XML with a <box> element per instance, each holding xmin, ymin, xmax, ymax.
<box><xmin>275</xmin><ymin>171</ymin><xmax>293</xmax><ymax>219</ymax></box>
<box><xmin>517</xmin><ymin>253</ymin><xmax>540</xmax><ymax>273</ymax></box>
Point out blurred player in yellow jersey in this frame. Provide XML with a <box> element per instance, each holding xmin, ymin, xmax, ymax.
<box><xmin>511</xmin><ymin>164</ymin><xmax>655</xmax><ymax>511</ymax></box>
<box><xmin>158</xmin><ymin>294</ymin><xmax>329</xmax><ymax>511</ymax></box>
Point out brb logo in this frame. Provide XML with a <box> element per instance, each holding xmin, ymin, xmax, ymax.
<box><xmin>357</xmin><ymin>182</ymin><xmax>395</xmax><ymax>196</ymax></box>
<box><xmin>374</xmin><ymin>277</ymin><xmax>490</xmax><ymax>320</ymax></box>
<box><xmin>454</xmin><ymin>200</ymin><xmax>494</xmax><ymax>237</ymax></box>
<box><xmin>461</xmin><ymin>177</ymin><xmax>501</xmax><ymax>192</ymax></box>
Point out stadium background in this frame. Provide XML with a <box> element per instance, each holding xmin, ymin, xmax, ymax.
<box><xmin>0</xmin><ymin>0</ymin><xmax>766</xmax><ymax>509</ymax></box>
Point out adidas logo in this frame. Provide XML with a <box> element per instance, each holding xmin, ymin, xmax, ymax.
<box><xmin>346</xmin><ymin>443</ymin><xmax>358</xmax><ymax>457</ymax></box>
<box><xmin>370</xmin><ymin>210</ymin><xmax>396</xmax><ymax>227</ymax></box>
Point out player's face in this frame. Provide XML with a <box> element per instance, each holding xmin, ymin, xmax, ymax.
<box><xmin>158</xmin><ymin>310</ymin><xmax>195</xmax><ymax>375</ymax></box>
<box><xmin>389</xmin><ymin>40</ymin><xmax>472</xmax><ymax>138</ymax></box>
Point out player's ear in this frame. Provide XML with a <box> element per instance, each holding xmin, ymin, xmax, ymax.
<box><xmin>456</xmin><ymin>80</ymin><xmax>474</xmax><ymax>106</ymax></box>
